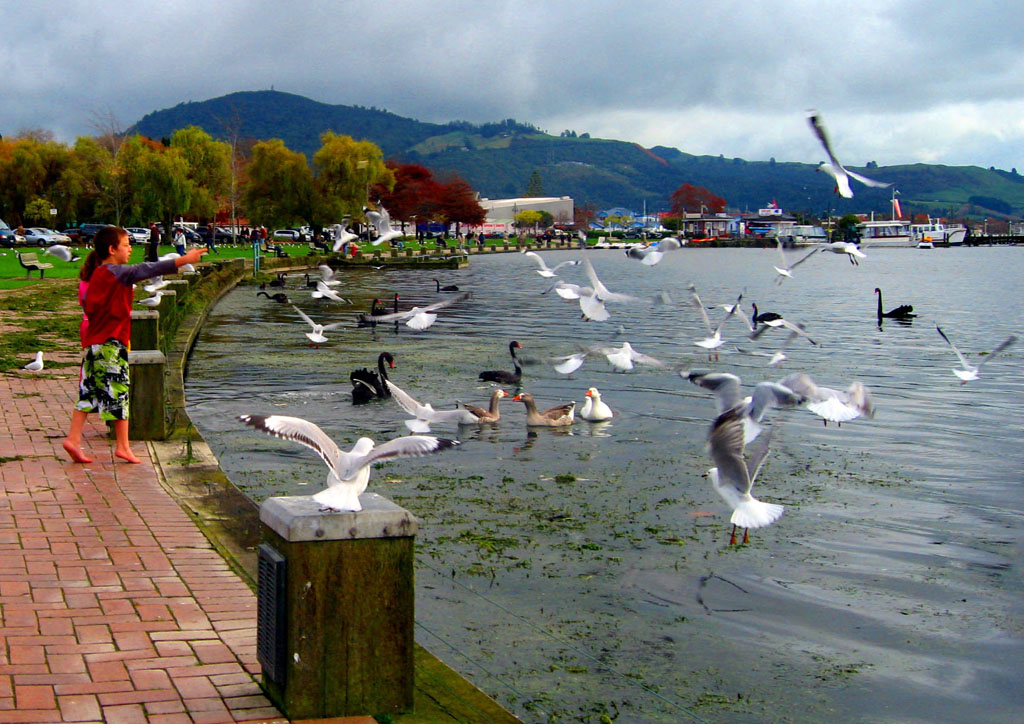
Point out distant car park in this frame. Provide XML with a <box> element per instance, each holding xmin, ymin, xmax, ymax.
<box><xmin>23</xmin><ymin>227</ymin><xmax>72</xmax><ymax>246</ymax></box>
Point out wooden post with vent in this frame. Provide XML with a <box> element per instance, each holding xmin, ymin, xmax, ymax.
<box><xmin>257</xmin><ymin>493</ymin><xmax>417</xmax><ymax>719</ymax></box>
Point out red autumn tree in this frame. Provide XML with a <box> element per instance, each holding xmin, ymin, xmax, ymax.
<box><xmin>437</xmin><ymin>175</ymin><xmax>486</xmax><ymax>234</ymax></box>
<box><xmin>669</xmin><ymin>183</ymin><xmax>726</xmax><ymax>215</ymax></box>
<box><xmin>371</xmin><ymin>162</ymin><xmax>444</xmax><ymax>225</ymax></box>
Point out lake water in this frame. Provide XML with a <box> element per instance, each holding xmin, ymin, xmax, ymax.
<box><xmin>186</xmin><ymin>246</ymin><xmax>1024</xmax><ymax>724</ymax></box>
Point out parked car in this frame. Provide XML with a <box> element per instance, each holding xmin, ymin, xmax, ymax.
<box><xmin>63</xmin><ymin>223</ymin><xmax>108</xmax><ymax>245</ymax></box>
<box><xmin>196</xmin><ymin>226</ymin><xmax>235</xmax><ymax>243</ymax></box>
<box><xmin>272</xmin><ymin>229</ymin><xmax>303</xmax><ymax>241</ymax></box>
<box><xmin>23</xmin><ymin>227</ymin><xmax>72</xmax><ymax>246</ymax></box>
<box><xmin>125</xmin><ymin>227</ymin><xmax>151</xmax><ymax>244</ymax></box>
<box><xmin>0</xmin><ymin>219</ymin><xmax>21</xmax><ymax>247</ymax></box>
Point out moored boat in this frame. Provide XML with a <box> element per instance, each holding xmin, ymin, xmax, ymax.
<box><xmin>911</xmin><ymin>219</ymin><xmax>967</xmax><ymax>247</ymax></box>
<box><xmin>856</xmin><ymin>219</ymin><xmax>913</xmax><ymax>247</ymax></box>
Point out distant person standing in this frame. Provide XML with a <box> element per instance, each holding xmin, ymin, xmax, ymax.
<box><xmin>147</xmin><ymin>223</ymin><xmax>160</xmax><ymax>262</ymax></box>
<box><xmin>173</xmin><ymin>227</ymin><xmax>186</xmax><ymax>255</ymax></box>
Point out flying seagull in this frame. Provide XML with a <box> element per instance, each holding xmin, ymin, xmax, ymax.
<box><xmin>291</xmin><ymin>304</ymin><xmax>343</xmax><ymax>346</ymax></box>
<box><xmin>358</xmin><ymin>291</ymin><xmax>471</xmax><ymax>331</ymax></box>
<box><xmin>935</xmin><ymin>325</ymin><xmax>1017</xmax><ymax>384</ymax></box>
<box><xmin>707</xmin><ymin>406</ymin><xmax>783</xmax><ymax>545</ymax></box>
<box><xmin>807</xmin><ymin>110</ymin><xmax>891</xmax><ymax>198</ymax></box>
<box><xmin>521</xmin><ymin>250</ymin><xmax>581</xmax><ymax>278</ymax></box>
<box><xmin>238</xmin><ymin>414</ymin><xmax>458</xmax><ymax>511</ymax></box>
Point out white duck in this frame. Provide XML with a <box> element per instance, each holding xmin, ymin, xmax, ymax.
<box><xmin>579</xmin><ymin>387</ymin><xmax>613</xmax><ymax>421</ymax></box>
<box><xmin>936</xmin><ymin>325</ymin><xmax>1017</xmax><ymax>384</ymax></box>
<box><xmin>238</xmin><ymin>414</ymin><xmax>458</xmax><ymax>511</ymax></box>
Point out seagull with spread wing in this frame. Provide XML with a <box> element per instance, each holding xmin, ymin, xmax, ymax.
<box><xmin>521</xmin><ymin>250</ymin><xmax>581</xmax><ymax>278</ymax></box>
<box><xmin>358</xmin><ymin>291</ymin><xmax>470</xmax><ymax>331</ymax></box>
<box><xmin>807</xmin><ymin>110</ymin><xmax>891</xmax><ymax>198</ymax></box>
<box><xmin>291</xmin><ymin>304</ymin><xmax>343</xmax><ymax>346</ymax></box>
<box><xmin>706</xmin><ymin>407</ymin><xmax>784</xmax><ymax>545</ymax></box>
<box><xmin>363</xmin><ymin>204</ymin><xmax>401</xmax><ymax>246</ymax></box>
<box><xmin>935</xmin><ymin>325</ymin><xmax>1017</xmax><ymax>384</ymax></box>
<box><xmin>238</xmin><ymin>414</ymin><xmax>458</xmax><ymax>511</ymax></box>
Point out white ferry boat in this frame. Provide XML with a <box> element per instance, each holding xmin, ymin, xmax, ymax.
<box><xmin>856</xmin><ymin>219</ymin><xmax>913</xmax><ymax>247</ymax></box>
<box><xmin>783</xmin><ymin>224</ymin><xmax>829</xmax><ymax>247</ymax></box>
<box><xmin>910</xmin><ymin>219</ymin><xmax>967</xmax><ymax>247</ymax></box>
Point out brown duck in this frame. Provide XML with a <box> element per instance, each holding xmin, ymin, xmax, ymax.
<box><xmin>513</xmin><ymin>392</ymin><xmax>575</xmax><ymax>427</ymax></box>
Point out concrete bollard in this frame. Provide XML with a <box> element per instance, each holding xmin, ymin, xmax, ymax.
<box><xmin>257</xmin><ymin>493</ymin><xmax>417</xmax><ymax>720</ymax></box>
<box><xmin>127</xmin><ymin>349</ymin><xmax>167</xmax><ymax>440</ymax></box>
<box><xmin>130</xmin><ymin>310</ymin><xmax>160</xmax><ymax>351</ymax></box>
<box><xmin>151</xmin><ymin>289</ymin><xmax>176</xmax><ymax>317</ymax></box>
<box><xmin>164</xmin><ymin>279</ymin><xmax>191</xmax><ymax>296</ymax></box>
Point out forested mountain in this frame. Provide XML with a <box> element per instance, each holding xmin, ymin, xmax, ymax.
<box><xmin>129</xmin><ymin>90</ymin><xmax>1024</xmax><ymax>219</ymax></box>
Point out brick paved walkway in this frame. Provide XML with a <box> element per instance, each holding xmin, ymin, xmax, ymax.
<box><xmin>0</xmin><ymin>369</ymin><xmax>289</xmax><ymax>724</ymax></box>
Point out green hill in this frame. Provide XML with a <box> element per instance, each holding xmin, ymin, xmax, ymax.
<box><xmin>129</xmin><ymin>90</ymin><xmax>1024</xmax><ymax>218</ymax></box>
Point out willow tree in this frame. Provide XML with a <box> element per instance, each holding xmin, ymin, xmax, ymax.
<box><xmin>171</xmin><ymin>126</ymin><xmax>231</xmax><ymax>223</ymax></box>
<box><xmin>313</xmin><ymin>132</ymin><xmax>393</xmax><ymax>224</ymax></box>
<box><xmin>242</xmin><ymin>139</ymin><xmax>314</xmax><ymax>229</ymax></box>
<box><xmin>120</xmin><ymin>135</ymin><xmax>192</xmax><ymax>258</ymax></box>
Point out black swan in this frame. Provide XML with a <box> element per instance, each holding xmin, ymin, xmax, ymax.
<box><xmin>751</xmin><ymin>303</ymin><xmax>782</xmax><ymax>324</ymax></box>
<box><xmin>257</xmin><ymin>291</ymin><xmax>289</xmax><ymax>303</ymax></box>
<box><xmin>434</xmin><ymin>278</ymin><xmax>460</xmax><ymax>292</ymax></box>
<box><xmin>351</xmin><ymin>352</ymin><xmax>395</xmax><ymax>404</ymax></box>
<box><xmin>479</xmin><ymin>341</ymin><xmax>522</xmax><ymax>384</ymax></box>
<box><xmin>357</xmin><ymin>294</ymin><xmax>399</xmax><ymax>328</ymax></box>
<box><xmin>875</xmin><ymin>288</ymin><xmax>915</xmax><ymax>321</ymax></box>
<box><xmin>269</xmin><ymin>273</ymin><xmax>287</xmax><ymax>288</ymax></box>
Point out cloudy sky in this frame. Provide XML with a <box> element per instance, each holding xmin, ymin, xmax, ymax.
<box><xmin>4</xmin><ymin>0</ymin><xmax>1022</xmax><ymax>170</ymax></box>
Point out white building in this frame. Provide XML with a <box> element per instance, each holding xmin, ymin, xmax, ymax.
<box><xmin>475</xmin><ymin>196</ymin><xmax>574</xmax><ymax>234</ymax></box>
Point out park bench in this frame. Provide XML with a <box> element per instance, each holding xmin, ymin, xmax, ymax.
<box><xmin>17</xmin><ymin>252</ymin><xmax>54</xmax><ymax>278</ymax></box>
<box><xmin>260</xmin><ymin>241</ymin><xmax>287</xmax><ymax>257</ymax></box>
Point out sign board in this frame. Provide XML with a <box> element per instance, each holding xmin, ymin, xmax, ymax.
<box><xmin>50</xmin><ymin>208</ymin><xmax>57</xmax><ymax>215</ymax></box>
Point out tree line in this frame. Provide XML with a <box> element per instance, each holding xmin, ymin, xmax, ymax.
<box><xmin>0</xmin><ymin>126</ymin><xmax>485</xmax><ymax>241</ymax></box>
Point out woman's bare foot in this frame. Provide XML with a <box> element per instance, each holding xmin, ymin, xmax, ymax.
<box><xmin>62</xmin><ymin>439</ymin><xmax>94</xmax><ymax>464</ymax></box>
<box><xmin>114</xmin><ymin>448</ymin><xmax>141</xmax><ymax>464</ymax></box>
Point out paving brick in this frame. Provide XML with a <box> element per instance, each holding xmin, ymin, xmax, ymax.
<box><xmin>14</xmin><ymin>683</ymin><xmax>55</xmax><ymax>709</ymax></box>
<box><xmin>100</xmin><ymin>702</ymin><xmax>148</xmax><ymax>724</ymax></box>
<box><xmin>57</xmin><ymin>693</ymin><xmax>102</xmax><ymax>721</ymax></box>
